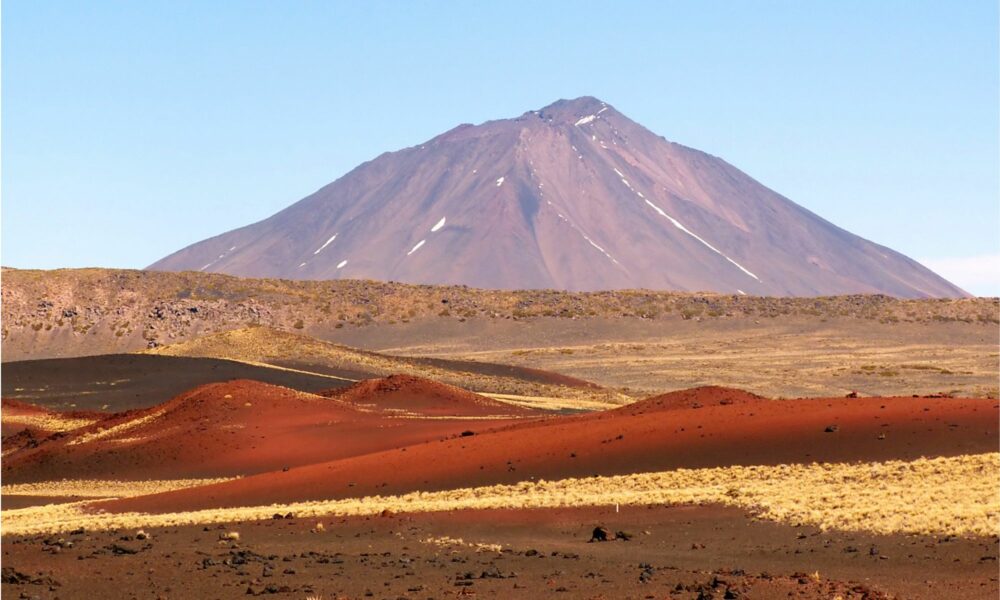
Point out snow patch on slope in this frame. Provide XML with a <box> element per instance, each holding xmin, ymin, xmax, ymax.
<box><xmin>430</xmin><ymin>217</ymin><xmax>446</xmax><ymax>232</ymax></box>
<box><xmin>610</xmin><ymin>164</ymin><xmax>760</xmax><ymax>282</ymax></box>
<box><xmin>644</xmin><ymin>198</ymin><xmax>760</xmax><ymax>281</ymax></box>
<box><xmin>581</xmin><ymin>234</ymin><xmax>619</xmax><ymax>265</ymax></box>
<box><xmin>549</xmin><ymin>205</ymin><xmax>621</xmax><ymax>267</ymax></box>
<box><xmin>314</xmin><ymin>233</ymin><xmax>338</xmax><ymax>255</ymax></box>
<box><xmin>407</xmin><ymin>240</ymin><xmax>426</xmax><ymax>256</ymax></box>
<box><xmin>197</xmin><ymin>246</ymin><xmax>238</xmax><ymax>272</ymax></box>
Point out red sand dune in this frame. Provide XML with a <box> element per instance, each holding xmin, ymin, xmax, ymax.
<box><xmin>107</xmin><ymin>386</ymin><xmax>998</xmax><ymax>515</ymax></box>
<box><xmin>2</xmin><ymin>398</ymin><xmax>55</xmax><ymax>421</ymax></box>
<box><xmin>320</xmin><ymin>374</ymin><xmax>537</xmax><ymax>417</ymax></box>
<box><xmin>1</xmin><ymin>399</ymin><xmax>104</xmax><ymax>437</ymax></box>
<box><xmin>3</xmin><ymin>377</ymin><xmax>539</xmax><ymax>483</ymax></box>
<box><xmin>2</xmin><ymin>399</ymin><xmax>55</xmax><ymax>439</ymax></box>
<box><xmin>1</xmin><ymin>399</ymin><xmax>107</xmax><ymax>457</ymax></box>
<box><xmin>616</xmin><ymin>385</ymin><xmax>764</xmax><ymax>412</ymax></box>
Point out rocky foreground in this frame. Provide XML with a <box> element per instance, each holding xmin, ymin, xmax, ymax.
<box><xmin>3</xmin><ymin>505</ymin><xmax>997</xmax><ymax>599</ymax></box>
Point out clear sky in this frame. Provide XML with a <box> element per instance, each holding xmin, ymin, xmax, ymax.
<box><xmin>3</xmin><ymin>1</ymin><xmax>998</xmax><ymax>294</ymax></box>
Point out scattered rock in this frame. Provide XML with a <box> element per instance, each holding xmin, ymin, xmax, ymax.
<box><xmin>479</xmin><ymin>565</ymin><xmax>507</xmax><ymax>579</ymax></box>
<box><xmin>1</xmin><ymin>567</ymin><xmax>59</xmax><ymax>586</ymax></box>
<box><xmin>107</xmin><ymin>544</ymin><xmax>139</xmax><ymax>555</ymax></box>
<box><xmin>589</xmin><ymin>526</ymin><xmax>610</xmax><ymax>542</ymax></box>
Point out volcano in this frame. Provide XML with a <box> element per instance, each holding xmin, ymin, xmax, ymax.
<box><xmin>149</xmin><ymin>97</ymin><xmax>965</xmax><ymax>297</ymax></box>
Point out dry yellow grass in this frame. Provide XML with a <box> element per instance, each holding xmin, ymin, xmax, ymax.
<box><xmin>67</xmin><ymin>409</ymin><xmax>167</xmax><ymax>445</ymax></box>
<box><xmin>480</xmin><ymin>392</ymin><xmax>618</xmax><ymax>411</ymax></box>
<box><xmin>384</xmin><ymin>412</ymin><xmax>531</xmax><ymax>420</ymax></box>
<box><xmin>2</xmin><ymin>478</ymin><xmax>237</xmax><ymax>499</ymax></box>
<box><xmin>1</xmin><ymin>413</ymin><xmax>99</xmax><ymax>433</ymax></box>
<box><xmin>143</xmin><ymin>326</ymin><xmax>627</xmax><ymax>408</ymax></box>
<box><xmin>3</xmin><ymin>454</ymin><xmax>996</xmax><ymax>537</ymax></box>
<box><xmin>421</xmin><ymin>535</ymin><xmax>504</xmax><ymax>553</ymax></box>
<box><xmin>390</xmin><ymin>318</ymin><xmax>999</xmax><ymax>399</ymax></box>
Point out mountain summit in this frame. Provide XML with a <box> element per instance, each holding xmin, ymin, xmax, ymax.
<box><xmin>149</xmin><ymin>97</ymin><xmax>966</xmax><ymax>297</ymax></box>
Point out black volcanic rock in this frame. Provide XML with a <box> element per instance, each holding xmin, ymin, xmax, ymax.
<box><xmin>149</xmin><ymin>97</ymin><xmax>967</xmax><ymax>298</ymax></box>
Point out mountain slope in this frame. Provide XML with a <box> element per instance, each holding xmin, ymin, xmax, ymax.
<box><xmin>153</xmin><ymin>96</ymin><xmax>965</xmax><ymax>297</ymax></box>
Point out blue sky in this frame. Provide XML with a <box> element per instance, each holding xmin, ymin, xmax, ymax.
<box><xmin>3</xmin><ymin>1</ymin><xmax>998</xmax><ymax>294</ymax></box>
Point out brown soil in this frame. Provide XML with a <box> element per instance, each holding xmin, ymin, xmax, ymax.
<box><xmin>2</xmin><ymin>504</ymin><xmax>996</xmax><ymax>599</ymax></box>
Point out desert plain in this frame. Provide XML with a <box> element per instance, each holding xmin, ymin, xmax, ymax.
<box><xmin>1</xmin><ymin>269</ymin><xmax>998</xmax><ymax>599</ymax></box>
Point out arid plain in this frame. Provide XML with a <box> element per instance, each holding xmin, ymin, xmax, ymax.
<box><xmin>1</xmin><ymin>268</ymin><xmax>998</xmax><ymax>599</ymax></box>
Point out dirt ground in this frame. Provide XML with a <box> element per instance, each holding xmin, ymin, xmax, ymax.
<box><xmin>3</xmin><ymin>276</ymin><xmax>998</xmax><ymax>600</ymax></box>
<box><xmin>330</xmin><ymin>317</ymin><xmax>999</xmax><ymax>399</ymax></box>
<box><xmin>0</xmin><ymin>355</ymin><xmax>349</xmax><ymax>412</ymax></box>
<box><xmin>3</xmin><ymin>504</ymin><xmax>997</xmax><ymax>600</ymax></box>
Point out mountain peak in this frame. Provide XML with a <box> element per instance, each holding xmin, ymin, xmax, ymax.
<box><xmin>536</xmin><ymin>96</ymin><xmax>611</xmax><ymax>123</ymax></box>
<box><xmin>149</xmin><ymin>98</ymin><xmax>967</xmax><ymax>298</ymax></box>
<box><xmin>541</xmin><ymin>95</ymin><xmax>606</xmax><ymax>109</ymax></box>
